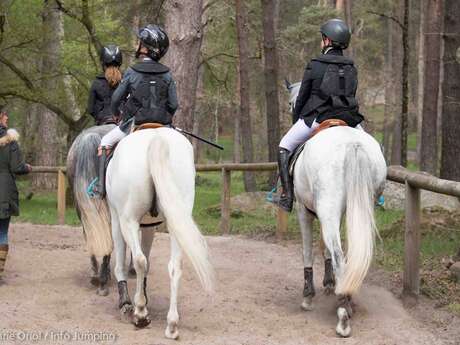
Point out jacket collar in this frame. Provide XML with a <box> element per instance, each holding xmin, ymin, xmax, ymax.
<box><xmin>131</xmin><ymin>60</ymin><xmax>169</xmax><ymax>74</ymax></box>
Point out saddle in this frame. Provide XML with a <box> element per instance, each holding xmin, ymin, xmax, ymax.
<box><xmin>133</xmin><ymin>122</ymin><xmax>165</xmax><ymax>132</ymax></box>
<box><xmin>289</xmin><ymin>119</ymin><xmax>348</xmax><ymax>175</ymax></box>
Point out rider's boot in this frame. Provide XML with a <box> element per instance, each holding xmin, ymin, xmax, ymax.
<box><xmin>93</xmin><ymin>146</ymin><xmax>108</xmax><ymax>198</ymax></box>
<box><xmin>278</xmin><ymin>147</ymin><xmax>294</xmax><ymax>212</ymax></box>
<box><xmin>0</xmin><ymin>244</ymin><xmax>8</xmax><ymax>280</ymax></box>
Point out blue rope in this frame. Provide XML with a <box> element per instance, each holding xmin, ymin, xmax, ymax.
<box><xmin>377</xmin><ymin>195</ymin><xmax>385</xmax><ymax>207</ymax></box>
<box><xmin>86</xmin><ymin>178</ymin><xmax>98</xmax><ymax>198</ymax></box>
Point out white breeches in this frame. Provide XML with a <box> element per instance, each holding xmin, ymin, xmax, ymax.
<box><xmin>279</xmin><ymin>119</ymin><xmax>320</xmax><ymax>152</ymax></box>
<box><xmin>100</xmin><ymin>126</ymin><xmax>127</xmax><ymax>148</ymax></box>
<box><xmin>279</xmin><ymin>119</ymin><xmax>364</xmax><ymax>152</ymax></box>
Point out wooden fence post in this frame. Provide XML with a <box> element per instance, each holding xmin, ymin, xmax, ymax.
<box><xmin>276</xmin><ymin>209</ymin><xmax>288</xmax><ymax>241</ymax></box>
<box><xmin>220</xmin><ymin>168</ymin><xmax>231</xmax><ymax>235</ymax></box>
<box><xmin>57</xmin><ymin>169</ymin><xmax>66</xmax><ymax>225</ymax></box>
<box><xmin>402</xmin><ymin>181</ymin><xmax>421</xmax><ymax>305</ymax></box>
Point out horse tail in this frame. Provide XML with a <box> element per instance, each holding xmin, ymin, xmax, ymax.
<box><xmin>336</xmin><ymin>142</ymin><xmax>377</xmax><ymax>296</ymax></box>
<box><xmin>71</xmin><ymin>132</ymin><xmax>112</xmax><ymax>257</ymax></box>
<box><xmin>148</xmin><ymin>135</ymin><xmax>214</xmax><ymax>293</ymax></box>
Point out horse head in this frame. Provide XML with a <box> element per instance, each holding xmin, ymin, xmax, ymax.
<box><xmin>284</xmin><ymin>78</ymin><xmax>301</xmax><ymax>114</ymax></box>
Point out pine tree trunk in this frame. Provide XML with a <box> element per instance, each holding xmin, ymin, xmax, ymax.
<box><xmin>33</xmin><ymin>0</ymin><xmax>63</xmax><ymax>190</ymax></box>
<box><xmin>400</xmin><ymin>0</ymin><xmax>410</xmax><ymax>167</ymax></box>
<box><xmin>261</xmin><ymin>0</ymin><xmax>281</xmax><ymax>185</ymax></box>
<box><xmin>164</xmin><ymin>0</ymin><xmax>204</xmax><ymax>132</ymax></box>
<box><xmin>235</xmin><ymin>0</ymin><xmax>256</xmax><ymax>191</ymax></box>
<box><xmin>383</xmin><ymin>16</ymin><xmax>393</xmax><ymax>162</ymax></box>
<box><xmin>420</xmin><ymin>0</ymin><xmax>442</xmax><ymax>174</ymax></box>
<box><xmin>440</xmin><ymin>0</ymin><xmax>460</xmax><ymax>181</ymax></box>
<box><xmin>416</xmin><ymin>0</ymin><xmax>425</xmax><ymax>162</ymax></box>
<box><xmin>390</xmin><ymin>0</ymin><xmax>403</xmax><ymax>165</ymax></box>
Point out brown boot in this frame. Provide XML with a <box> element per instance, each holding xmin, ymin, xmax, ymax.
<box><xmin>0</xmin><ymin>244</ymin><xmax>8</xmax><ymax>279</ymax></box>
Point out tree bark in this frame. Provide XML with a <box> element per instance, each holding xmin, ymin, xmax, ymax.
<box><xmin>383</xmin><ymin>16</ymin><xmax>393</xmax><ymax>162</ymax></box>
<box><xmin>440</xmin><ymin>0</ymin><xmax>460</xmax><ymax>181</ymax></box>
<box><xmin>164</xmin><ymin>0</ymin><xmax>204</xmax><ymax>132</ymax></box>
<box><xmin>261</xmin><ymin>0</ymin><xmax>281</xmax><ymax>184</ymax></box>
<box><xmin>390</xmin><ymin>0</ymin><xmax>404</xmax><ymax>165</ymax></box>
<box><xmin>400</xmin><ymin>0</ymin><xmax>410</xmax><ymax>167</ymax></box>
<box><xmin>33</xmin><ymin>0</ymin><xmax>63</xmax><ymax>190</ymax></box>
<box><xmin>420</xmin><ymin>0</ymin><xmax>442</xmax><ymax>174</ymax></box>
<box><xmin>235</xmin><ymin>0</ymin><xmax>256</xmax><ymax>191</ymax></box>
<box><xmin>416</xmin><ymin>0</ymin><xmax>425</xmax><ymax>161</ymax></box>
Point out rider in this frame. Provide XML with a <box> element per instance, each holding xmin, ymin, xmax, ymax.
<box><xmin>277</xmin><ymin>19</ymin><xmax>364</xmax><ymax>212</ymax></box>
<box><xmin>87</xmin><ymin>45</ymin><xmax>123</xmax><ymax>125</ymax></box>
<box><xmin>93</xmin><ymin>24</ymin><xmax>178</xmax><ymax>197</ymax></box>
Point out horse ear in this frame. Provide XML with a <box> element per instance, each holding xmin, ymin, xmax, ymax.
<box><xmin>284</xmin><ymin>78</ymin><xmax>292</xmax><ymax>90</ymax></box>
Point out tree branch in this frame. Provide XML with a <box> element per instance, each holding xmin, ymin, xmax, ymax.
<box><xmin>0</xmin><ymin>90</ymin><xmax>75</xmax><ymax>127</ymax></box>
<box><xmin>0</xmin><ymin>54</ymin><xmax>35</xmax><ymax>90</ymax></box>
<box><xmin>55</xmin><ymin>0</ymin><xmax>102</xmax><ymax>54</ymax></box>
<box><xmin>367</xmin><ymin>11</ymin><xmax>404</xmax><ymax>30</ymax></box>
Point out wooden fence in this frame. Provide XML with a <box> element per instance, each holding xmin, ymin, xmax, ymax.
<box><xmin>30</xmin><ymin>163</ymin><xmax>460</xmax><ymax>304</ymax></box>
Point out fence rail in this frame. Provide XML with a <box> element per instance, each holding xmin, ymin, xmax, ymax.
<box><xmin>29</xmin><ymin>163</ymin><xmax>460</xmax><ymax>305</ymax></box>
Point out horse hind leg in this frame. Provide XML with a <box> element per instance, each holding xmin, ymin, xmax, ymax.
<box><xmin>297</xmin><ymin>205</ymin><xmax>315</xmax><ymax>311</ymax></box>
<box><xmin>165</xmin><ymin>236</ymin><xmax>183</xmax><ymax>339</ymax></box>
<box><xmin>319</xmin><ymin>214</ymin><xmax>351</xmax><ymax>337</ymax></box>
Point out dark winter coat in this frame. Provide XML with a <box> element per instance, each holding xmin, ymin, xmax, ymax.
<box><xmin>111</xmin><ymin>59</ymin><xmax>178</xmax><ymax>127</ymax></box>
<box><xmin>293</xmin><ymin>48</ymin><xmax>364</xmax><ymax>127</ymax></box>
<box><xmin>87</xmin><ymin>75</ymin><xmax>118</xmax><ymax>125</ymax></box>
<box><xmin>0</xmin><ymin>127</ymin><xmax>29</xmax><ymax>218</ymax></box>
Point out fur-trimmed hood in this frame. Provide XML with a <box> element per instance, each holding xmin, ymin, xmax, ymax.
<box><xmin>0</xmin><ymin>128</ymin><xmax>20</xmax><ymax>147</ymax></box>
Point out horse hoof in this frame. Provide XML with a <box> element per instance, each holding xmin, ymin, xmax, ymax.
<box><xmin>301</xmin><ymin>297</ymin><xmax>314</xmax><ymax>311</ymax></box>
<box><xmin>324</xmin><ymin>284</ymin><xmax>335</xmax><ymax>296</ymax></box>
<box><xmin>97</xmin><ymin>286</ymin><xmax>109</xmax><ymax>296</ymax></box>
<box><xmin>165</xmin><ymin>322</ymin><xmax>179</xmax><ymax>340</ymax></box>
<box><xmin>120</xmin><ymin>304</ymin><xmax>134</xmax><ymax>323</ymax></box>
<box><xmin>133</xmin><ymin>315</ymin><xmax>151</xmax><ymax>329</ymax></box>
<box><xmin>90</xmin><ymin>276</ymin><xmax>100</xmax><ymax>287</ymax></box>
<box><xmin>336</xmin><ymin>307</ymin><xmax>351</xmax><ymax>338</ymax></box>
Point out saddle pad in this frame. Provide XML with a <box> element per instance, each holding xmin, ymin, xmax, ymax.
<box><xmin>289</xmin><ymin>142</ymin><xmax>306</xmax><ymax>176</ymax></box>
<box><xmin>134</xmin><ymin>123</ymin><xmax>164</xmax><ymax>132</ymax></box>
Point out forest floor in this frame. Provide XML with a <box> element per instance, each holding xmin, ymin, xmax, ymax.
<box><xmin>0</xmin><ymin>223</ymin><xmax>459</xmax><ymax>345</ymax></box>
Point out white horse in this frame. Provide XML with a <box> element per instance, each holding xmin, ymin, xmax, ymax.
<box><xmin>285</xmin><ymin>80</ymin><xmax>387</xmax><ymax>337</ymax></box>
<box><xmin>105</xmin><ymin>127</ymin><xmax>214</xmax><ymax>338</ymax></box>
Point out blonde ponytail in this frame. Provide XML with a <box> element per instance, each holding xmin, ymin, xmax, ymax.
<box><xmin>105</xmin><ymin>66</ymin><xmax>122</xmax><ymax>88</ymax></box>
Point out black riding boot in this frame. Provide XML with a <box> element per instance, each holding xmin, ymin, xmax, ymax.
<box><xmin>278</xmin><ymin>147</ymin><xmax>293</xmax><ymax>212</ymax></box>
<box><xmin>93</xmin><ymin>147</ymin><xmax>107</xmax><ymax>198</ymax></box>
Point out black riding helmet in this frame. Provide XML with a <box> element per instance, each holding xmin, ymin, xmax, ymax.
<box><xmin>100</xmin><ymin>44</ymin><xmax>123</xmax><ymax>67</ymax></box>
<box><xmin>320</xmin><ymin>19</ymin><xmax>351</xmax><ymax>49</ymax></box>
<box><xmin>136</xmin><ymin>24</ymin><xmax>169</xmax><ymax>61</ymax></box>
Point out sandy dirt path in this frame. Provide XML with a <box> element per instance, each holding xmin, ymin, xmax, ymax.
<box><xmin>0</xmin><ymin>223</ymin><xmax>457</xmax><ymax>345</ymax></box>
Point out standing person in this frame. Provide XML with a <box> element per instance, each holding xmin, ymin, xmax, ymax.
<box><xmin>0</xmin><ymin>106</ymin><xmax>31</xmax><ymax>281</ymax></box>
<box><xmin>277</xmin><ymin>19</ymin><xmax>364</xmax><ymax>212</ymax></box>
<box><xmin>87</xmin><ymin>45</ymin><xmax>123</xmax><ymax>125</ymax></box>
<box><xmin>92</xmin><ymin>24</ymin><xmax>178</xmax><ymax>198</ymax></box>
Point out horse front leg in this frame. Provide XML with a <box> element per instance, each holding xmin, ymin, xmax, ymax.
<box><xmin>165</xmin><ymin>236</ymin><xmax>182</xmax><ymax>339</ymax></box>
<box><xmin>111</xmin><ymin>211</ymin><xmax>133</xmax><ymax>322</ymax></box>
<box><xmin>90</xmin><ymin>255</ymin><xmax>99</xmax><ymax>287</ymax></box>
<box><xmin>319</xmin><ymin>240</ymin><xmax>335</xmax><ymax>295</ymax></box>
<box><xmin>122</xmin><ymin>219</ymin><xmax>150</xmax><ymax>328</ymax></box>
<box><xmin>297</xmin><ymin>205</ymin><xmax>315</xmax><ymax>311</ymax></box>
<box><xmin>97</xmin><ymin>254</ymin><xmax>111</xmax><ymax>296</ymax></box>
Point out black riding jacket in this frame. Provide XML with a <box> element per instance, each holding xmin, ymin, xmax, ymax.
<box><xmin>87</xmin><ymin>75</ymin><xmax>119</xmax><ymax>125</ymax></box>
<box><xmin>111</xmin><ymin>59</ymin><xmax>178</xmax><ymax>128</ymax></box>
<box><xmin>293</xmin><ymin>48</ymin><xmax>364</xmax><ymax>127</ymax></box>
